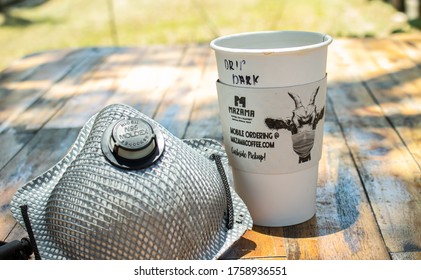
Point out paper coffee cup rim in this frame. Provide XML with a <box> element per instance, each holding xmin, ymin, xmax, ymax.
<box><xmin>210</xmin><ymin>30</ymin><xmax>332</xmax><ymax>55</ymax></box>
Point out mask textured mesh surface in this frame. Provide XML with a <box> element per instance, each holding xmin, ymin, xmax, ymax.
<box><xmin>11</xmin><ymin>104</ymin><xmax>252</xmax><ymax>260</ymax></box>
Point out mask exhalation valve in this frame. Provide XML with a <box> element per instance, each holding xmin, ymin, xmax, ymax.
<box><xmin>101</xmin><ymin>117</ymin><xmax>165</xmax><ymax>169</ymax></box>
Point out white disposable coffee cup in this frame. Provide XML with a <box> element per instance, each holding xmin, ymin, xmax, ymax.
<box><xmin>211</xmin><ymin>31</ymin><xmax>332</xmax><ymax>226</ymax></box>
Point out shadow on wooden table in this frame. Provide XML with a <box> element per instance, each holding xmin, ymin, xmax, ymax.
<box><xmin>1</xmin><ymin>37</ymin><xmax>421</xmax><ymax>260</ymax></box>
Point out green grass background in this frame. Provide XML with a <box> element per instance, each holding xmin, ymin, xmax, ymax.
<box><xmin>0</xmin><ymin>0</ymin><xmax>418</xmax><ymax>70</ymax></box>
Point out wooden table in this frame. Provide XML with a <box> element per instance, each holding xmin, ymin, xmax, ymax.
<box><xmin>1</xmin><ymin>35</ymin><xmax>420</xmax><ymax>260</ymax></box>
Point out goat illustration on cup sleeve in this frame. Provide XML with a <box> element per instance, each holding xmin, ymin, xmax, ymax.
<box><xmin>265</xmin><ymin>86</ymin><xmax>325</xmax><ymax>163</ymax></box>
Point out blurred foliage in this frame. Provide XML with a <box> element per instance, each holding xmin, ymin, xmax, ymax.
<box><xmin>0</xmin><ymin>0</ymin><xmax>418</xmax><ymax>70</ymax></box>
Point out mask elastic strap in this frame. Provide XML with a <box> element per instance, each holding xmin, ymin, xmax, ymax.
<box><xmin>20</xmin><ymin>205</ymin><xmax>42</xmax><ymax>260</ymax></box>
<box><xmin>211</xmin><ymin>154</ymin><xmax>234</xmax><ymax>230</ymax></box>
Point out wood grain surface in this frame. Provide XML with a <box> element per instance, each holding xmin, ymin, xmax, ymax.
<box><xmin>1</xmin><ymin>36</ymin><xmax>420</xmax><ymax>259</ymax></box>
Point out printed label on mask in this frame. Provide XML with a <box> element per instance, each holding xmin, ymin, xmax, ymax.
<box><xmin>216</xmin><ymin>75</ymin><xmax>327</xmax><ymax>174</ymax></box>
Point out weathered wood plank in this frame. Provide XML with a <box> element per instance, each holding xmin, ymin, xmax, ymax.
<box><xmin>0</xmin><ymin>130</ymin><xmax>34</xmax><ymax>171</ymax></box>
<box><xmin>2</xmin><ymin>38</ymin><xmax>421</xmax><ymax>259</ymax></box>
<box><xmin>0</xmin><ymin>49</ymin><xmax>101</xmax><ymax>133</ymax></box>
<box><xmin>0</xmin><ymin>48</ymin><xmax>101</xmax><ymax>182</ymax></box>
<box><xmin>358</xmin><ymin>38</ymin><xmax>421</xmax><ymax>168</ymax></box>
<box><xmin>222</xmin><ymin>226</ymin><xmax>287</xmax><ymax>260</ymax></box>
<box><xmin>0</xmin><ymin>49</ymin><xmax>72</xmax><ymax>87</ymax></box>
<box><xmin>328</xmin><ymin>40</ymin><xmax>385</xmax><ymax>124</ymax></box>
<box><xmin>391</xmin><ymin>252</ymin><xmax>421</xmax><ymax>260</ymax></box>
<box><xmin>2</xmin><ymin>214</ymin><xmax>27</xmax><ymax>242</ymax></box>
<box><xmin>43</xmin><ymin>47</ymin><xmax>140</xmax><ymax>129</ymax></box>
<box><xmin>342</xmin><ymin>123</ymin><xmax>421</xmax><ymax>253</ymax></box>
<box><xmin>153</xmin><ymin>44</ymin><xmax>211</xmax><ymax>138</ymax></box>
<box><xmin>183</xmin><ymin>46</ymin><xmax>223</xmax><ymax>141</ymax></box>
<box><xmin>0</xmin><ymin>48</ymin><xmax>115</xmax><ymax>172</ymax></box>
<box><xmin>105</xmin><ymin>45</ymin><xmax>186</xmax><ymax>118</ymax></box>
<box><xmin>12</xmin><ymin>48</ymin><xmax>116</xmax><ymax>131</ymax></box>
<box><xmin>391</xmin><ymin>34</ymin><xmax>421</xmax><ymax>65</ymax></box>
<box><xmin>0</xmin><ymin>128</ymin><xmax>81</xmax><ymax>241</ymax></box>
<box><xmin>328</xmin><ymin>39</ymin><xmax>421</xmax><ymax>254</ymax></box>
